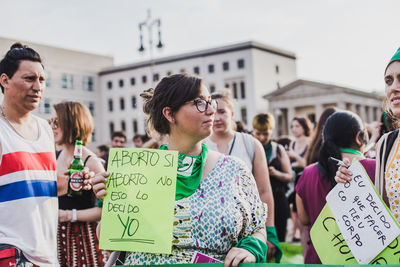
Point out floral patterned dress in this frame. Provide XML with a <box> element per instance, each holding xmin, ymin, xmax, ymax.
<box><xmin>385</xmin><ymin>137</ymin><xmax>400</xmax><ymax>222</ymax></box>
<box><xmin>124</xmin><ymin>155</ymin><xmax>267</xmax><ymax>265</ymax></box>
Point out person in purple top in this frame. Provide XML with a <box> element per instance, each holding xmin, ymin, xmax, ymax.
<box><xmin>296</xmin><ymin>110</ymin><xmax>376</xmax><ymax>264</ymax></box>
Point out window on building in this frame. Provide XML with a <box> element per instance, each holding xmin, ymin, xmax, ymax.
<box><xmin>142</xmin><ymin>75</ymin><xmax>147</xmax><ymax>83</ymax></box>
<box><xmin>61</xmin><ymin>74</ymin><xmax>73</xmax><ymax>89</ymax></box>
<box><xmin>275</xmin><ymin>65</ymin><xmax>280</xmax><ymax>74</ymax></box>
<box><xmin>83</xmin><ymin>76</ymin><xmax>94</xmax><ymax>91</ymax></box>
<box><xmin>121</xmin><ymin>120</ymin><xmax>126</xmax><ymax>132</ymax></box>
<box><xmin>120</xmin><ymin>97</ymin><xmax>125</xmax><ymax>111</ymax></box>
<box><xmin>107</xmin><ymin>81</ymin><xmax>112</xmax><ymax>89</ymax></box>
<box><xmin>241</xmin><ymin>107</ymin><xmax>247</xmax><ymax>124</ymax></box>
<box><xmin>193</xmin><ymin>66</ymin><xmax>200</xmax><ymax>75</ymax></box>
<box><xmin>167</xmin><ymin>71</ymin><xmax>172</xmax><ymax>76</ymax></box>
<box><xmin>86</xmin><ymin>101</ymin><xmax>95</xmax><ymax>116</ymax></box>
<box><xmin>133</xmin><ymin>119</ymin><xmax>138</xmax><ymax>134</ymax></box>
<box><xmin>119</xmin><ymin>79</ymin><xmax>124</xmax><ymax>88</ymax></box>
<box><xmin>109</xmin><ymin>122</ymin><xmax>114</xmax><ymax>138</ymax></box>
<box><xmin>237</xmin><ymin>59</ymin><xmax>245</xmax><ymax>69</ymax></box>
<box><xmin>225</xmin><ymin>83</ymin><xmax>229</xmax><ymax>89</ymax></box>
<box><xmin>232</xmin><ymin>82</ymin><xmax>238</xmax><ymax>99</ymax></box>
<box><xmin>108</xmin><ymin>99</ymin><xmax>113</xmax><ymax>112</ymax></box>
<box><xmin>44</xmin><ymin>98</ymin><xmax>51</xmax><ymax>114</ymax></box>
<box><xmin>222</xmin><ymin>62</ymin><xmax>229</xmax><ymax>71</ymax></box>
<box><xmin>277</xmin><ymin>82</ymin><xmax>280</xmax><ymax>89</ymax></box>
<box><xmin>208</xmin><ymin>64</ymin><xmax>215</xmax><ymax>73</ymax></box>
<box><xmin>180</xmin><ymin>69</ymin><xmax>186</xmax><ymax>73</ymax></box>
<box><xmin>240</xmin><ymin>81</ymin><xmax>246</xmax><ymax>99</ymax></box>
<box><xmin>153</xmin><ymin>73</ymin><xmax>159</xmax><ymax>82</ymax></box>
<box><xmin>131</xmin><ymin>96</ymin><xmax>137</xmax><ymax>109</ymax></box>
<box><xmin>130</xmin><ymin>77</ymin><xmax>136</xmax><ymax>86</ymax></box>
<box><xmin>209</xmin><ymin>84</ymin><xmax>216</xmax><ymax>93</ymax></box>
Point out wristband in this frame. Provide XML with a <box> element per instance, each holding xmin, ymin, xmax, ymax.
<box><xmin>72</xmin><ymin>209</ymin><xmax>77</xmax><ymax>222</ymax></box>
<box><xmin>234</xmin><ymin>236</ymin><xmax>268</xmax><ymax>263</ymax></box>
<box><xmin>266</xmin><ymin>226</ymin><xmax>282</xmax><ymax>263</ymax></box>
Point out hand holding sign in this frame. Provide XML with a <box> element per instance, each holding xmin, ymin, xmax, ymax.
<box><xmin>99</xmin><ymin>148</ymin><xmax>178</xmax><ymax>254</ymax></box>
<box><xmin>326</xmin><ymin>160</ymin><xmax>400</xmax><ymax>264</ymax></box>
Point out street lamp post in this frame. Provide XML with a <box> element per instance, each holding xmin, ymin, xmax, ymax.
<box><xmin>138</xmin><ymin>9</ymin><xmax>163</xmax><ymax>84</ymax></box>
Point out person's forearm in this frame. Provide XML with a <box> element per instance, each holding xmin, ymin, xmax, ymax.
<box><xmin>64</xmin><ymin>207</ymin><xmax>102</xmax><ymax>222</ymax></box>
<box><xmin>259</xmin><ymin>191</ymin><xmax>274</xmax><ymax>226</ymax></box>
<box><xmin>252</xmin><ymin>227</ymin><xmax>267</xmax><ymax>243</ymax></box>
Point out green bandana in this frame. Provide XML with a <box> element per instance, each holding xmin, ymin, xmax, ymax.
<box><xmin>386</xmin><ymin>47</ymin><xmax>400</xmax><ymax>73</ymax></box>
<box><xmin>340</xmin><ymin>148</ymin><xmax>363</xmax><ymax>156</ymax></box>
<box><xmin>159</xmin><ymin>143</ymin><xmax>208</xmax><ymax>200</ymax></box>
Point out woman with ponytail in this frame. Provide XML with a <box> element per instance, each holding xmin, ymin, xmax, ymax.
<box><xmin>295</xmin><ymin>111</ymin><xmax>375</xmax><ymax>263</ymax></box>
<box><xmin>92</xmin><ymin>74</ymin><xmax>268</xmax><ymax>266</ymax></box>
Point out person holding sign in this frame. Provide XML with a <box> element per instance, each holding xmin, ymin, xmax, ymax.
<box><xmin>92</xmin><ymin>73</ymin><xmax>268</xmax><ymax>266</ymax></box>
<box><xmin>296</xmin><ymin>111</ymin><xmax>376</xmax><ymax>263</ymax></box>
<box><xmin>51</xmin><ymin>101</ymin><xmax>106</xmax><ymax>266</ymax></box>
<box><xmin>336</xmin><ymin>48</ymin><xmax>400</xmax><ymax>224</ymax></box>
<box><xmin>204</xmin><ymin>90</ymin><xmax>279</xmax><ymax>262</ymax></box>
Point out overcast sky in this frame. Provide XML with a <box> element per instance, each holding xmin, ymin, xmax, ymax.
<box><xmin>1</xmin><ymin>0</ymin><xmax>398</xmax><ymax>92</ymax></box>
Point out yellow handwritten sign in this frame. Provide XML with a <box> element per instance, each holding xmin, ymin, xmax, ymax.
<box><xmin>311</xmin><ymin>204</ymin><xmax>400</xmax><ymax>264</ymax></box>
<box><xmin>99</xmin><ymin>148</ymin><xmax>178</xmax><ymax>254</ymax></box>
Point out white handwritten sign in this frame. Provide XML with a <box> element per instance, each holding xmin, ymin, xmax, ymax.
<box><xmin>326</xmin><ymin>160</ymin><xmax>400</xmax><ymax>264</ymax></box>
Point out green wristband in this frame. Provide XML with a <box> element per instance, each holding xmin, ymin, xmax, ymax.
<box><xmin>234</xmin><ymin>236</ymin><xmax>268</xmax><ymax>263</ymax></box>
<box><xmin>266</xmin><ymin>226</ymin><xmax>283</xmax><ymax>263</ymax></box>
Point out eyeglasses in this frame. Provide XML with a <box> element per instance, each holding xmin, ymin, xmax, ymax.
<box><xmin>48</xmin><ymin>117</ymin><xmax>59</xmax><ymax>129</ymax></box>
<box><xmin>192</xmin><ymin>99</ymin><xmax>218</xmax><ymax>113</ymax></box>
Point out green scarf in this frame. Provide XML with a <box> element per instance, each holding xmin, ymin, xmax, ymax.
<box><xmin>263</xmin><ymin>141</ymin><xmax>273</xmax><ymax>164</ymax></box>
<box><xmin>159</xmin><ymin>143</ymin><xmax>208</xmax><ymax>200</ymax></box>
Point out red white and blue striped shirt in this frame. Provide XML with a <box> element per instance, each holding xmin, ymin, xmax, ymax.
<box><xmin>0</xmin><ymin>115</ymin><xmax>58</xmax><ymax>266</ymax></box>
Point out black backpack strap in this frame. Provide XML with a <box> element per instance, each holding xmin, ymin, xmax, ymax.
<box><xmin>83</xmin><ymin>155</ymin><xmax>92</xmax><ymax>167</ymax></box>
<box><xmin>55</xmin><ymin>150</ymin><xmax>62</xmax><ymax>159</ymax></box>
<box><xmin>383</xmin><ymin>129</ymin><xmax>399</xmax><ymax>171</ymax></box>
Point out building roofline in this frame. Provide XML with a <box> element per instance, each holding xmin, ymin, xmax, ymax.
<box><xmin>0</xmin><ymin>36</ymin><xmax>114</xmax><ymax>60</ymax></box>
<box><xmin>264</xmin><ymin>79</ymin><xmax>384</xmax><ymax>100</ymax></box>
<box><xmin>99</xmin><ymin>41</ymin><xmax>296</xmax><ymax>75</ymax></box>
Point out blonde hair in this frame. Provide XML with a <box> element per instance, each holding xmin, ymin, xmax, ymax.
<box><xmin>211</xmin><ymin>89</ymin><xmax>237</xmax><ymax>130</ymax></box>
<box><xmin>54</xmin><ymin>101</ymin><xmax>93</xmax><ymax>146</ymax></box>
<box><xmin>211</xmin><ymin>89</ymin><xmax>235</xmax><ymax>111</ymax></box>
<box><xmin>252</xmin><ymin>113</ymin><xmax>275</xmax><ymax>131</ymax></box>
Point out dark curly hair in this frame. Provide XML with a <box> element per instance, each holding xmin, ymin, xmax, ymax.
<box><xmin>0</xmin><ymin>42</ymin><xmax>43</xmax><ymax>93</ymax></box>
<box><xmin>141</xmin><ymin>73</ymin><xmax>202</xmax><ymax>136</ymax></box>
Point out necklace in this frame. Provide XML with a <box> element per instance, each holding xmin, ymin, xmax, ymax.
<box><xmin>0</xmin><ymin>105</ymin><xmax>25</xmax><ymax>138</ymax></box>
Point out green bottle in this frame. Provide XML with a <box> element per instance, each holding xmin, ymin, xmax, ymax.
<box><xmin>68</xmin><ymin>140</ymin><xmax>84</xmax><ymax>197</ymax></box>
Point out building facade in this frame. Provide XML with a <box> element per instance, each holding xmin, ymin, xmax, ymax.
<box><xmin>98</xmin><ymin>41</ymin><xmax>297</xmax><ymax>144</ymax></box>
<box><xmin>0</xmin><ymin>37</ymin><xmax>114</xmax><ymax>149</ymax></box>
<box><xmin>265</xmin><ymin>79</ymin><xmax>384</xmax><ymax>136</ymax></box>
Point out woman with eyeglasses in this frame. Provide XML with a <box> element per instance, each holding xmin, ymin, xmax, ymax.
<box><xmin>49</xmin><ymin>101</ymin><xmax>106</xmax><ymax>266</ymax></box>
<box><xmin>91</xmin><ymin>74</ymin><xmax>267</xmax><ymax>266</ymax></box>
<box><xmin>204</xmin><ymin>90</ymin><xmax>280</xmax><ymax>262</ymax></box>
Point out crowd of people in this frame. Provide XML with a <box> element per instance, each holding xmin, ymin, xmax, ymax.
<box><xmin>0</xmin><ymin>41</ymin><xmax>399</xmax><ymax>266</ymax></box>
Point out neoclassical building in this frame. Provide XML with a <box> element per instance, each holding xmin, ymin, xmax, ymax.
<box><xmin>265</xmin><ymin>79</ymin><xmax>384</xmax><ymax>136</ymax></box>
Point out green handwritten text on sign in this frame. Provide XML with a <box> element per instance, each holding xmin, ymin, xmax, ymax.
<box><xmin>99</xmin><ymin>148</ymin><xmax>178</xmax><ymax>254</ymax></box>
<box><xmin>311</xmin><ymin>204</ymin><xmax>400</xmax><ymax>264</ymax></box>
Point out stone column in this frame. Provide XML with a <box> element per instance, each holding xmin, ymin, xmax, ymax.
<box><xmin>360</xmin><ymin>105</ymin><xmax>368</xmax><ymax>122</ymax></box>
<box><xmin>287</xmin><ymin>106</ymin><xmax>295</xmax><ymax>135</ymax></box>
<box><xmin>337</xmin><ymin>101</ymin><xmax>346</xmax><ymax>110</ymax></box>
<box><xmin>315</xmin><ymin>103</ymin><xmax>323</xmax><ymax>122</ymax></box>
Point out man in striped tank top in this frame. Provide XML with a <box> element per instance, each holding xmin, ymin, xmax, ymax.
<box><xmin>0</xmin><ymin>43</ymin><xmax>88</xmax><ymax>266</ymax></box>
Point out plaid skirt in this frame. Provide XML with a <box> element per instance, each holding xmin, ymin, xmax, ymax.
<box><xmin>57</xmin><ymin>221</ymin><xmax>106</xmax><ymax>267</ymax></box>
